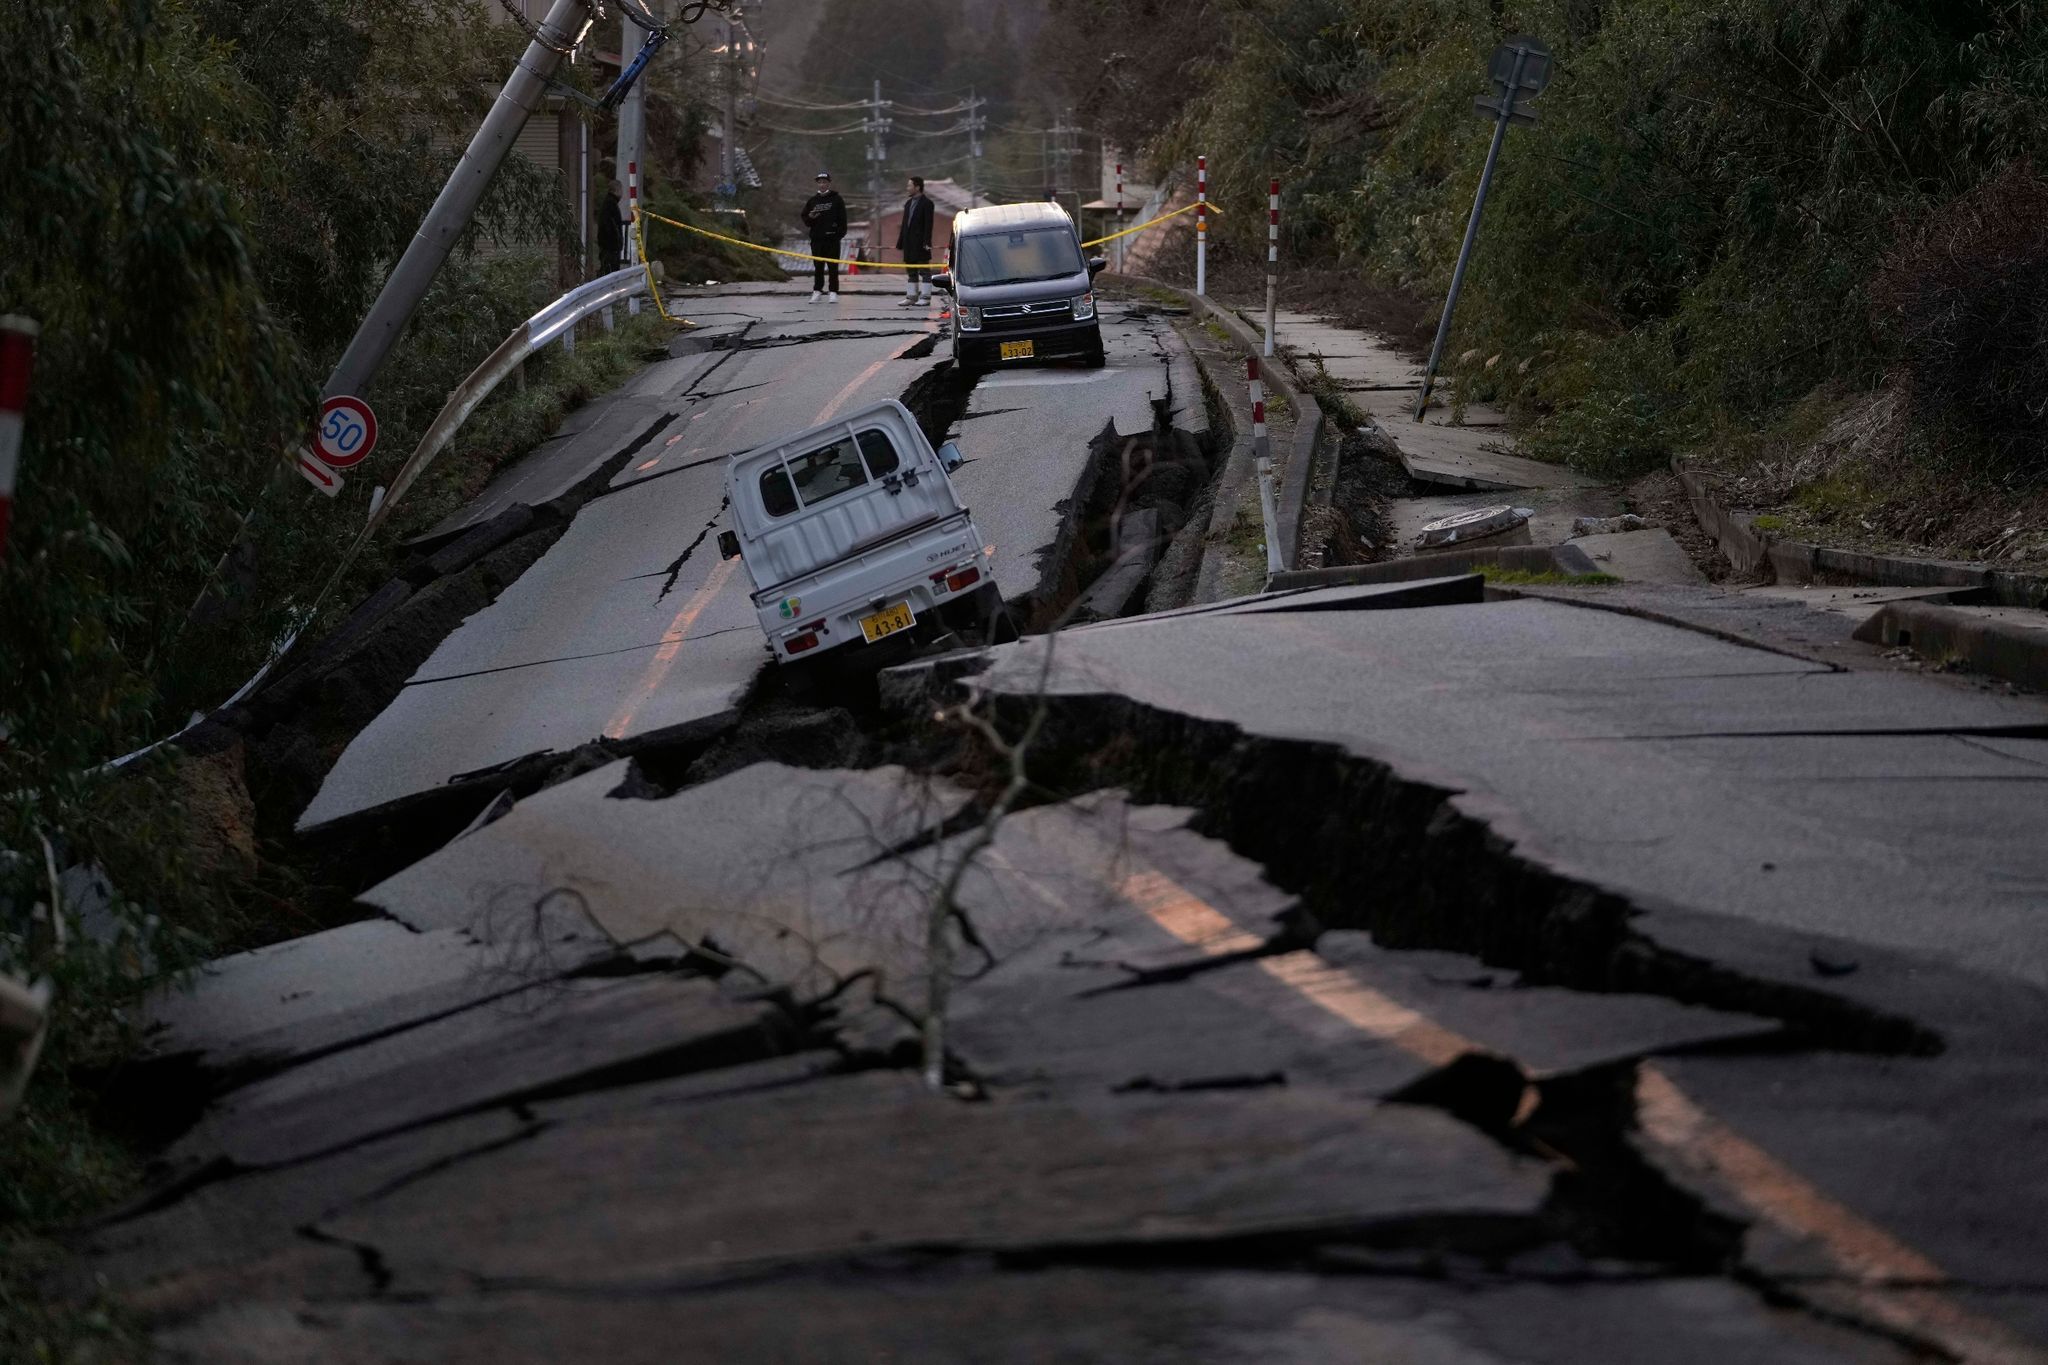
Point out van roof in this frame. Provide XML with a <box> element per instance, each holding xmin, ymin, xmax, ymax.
<box><xmin>953</xmin><ymin>200</ymin><xmax>1074</xmax><ymax>235</ymax></box>
<box><xmin>727</xmin><ymin>398</ymin><xmax>922</xmax><ymax>475</ymax></box>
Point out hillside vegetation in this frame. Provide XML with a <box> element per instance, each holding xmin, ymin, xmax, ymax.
<box><xmin>1068</xmin><ymin>0</ymin><xmax>2048</xmax><ymax>556</ymax></box>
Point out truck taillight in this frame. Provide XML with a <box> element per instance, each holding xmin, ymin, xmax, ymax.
<box><xmin>945</xmin><ymin>566</ymin><xmax>980</xmax><ymax>593</ymax></box>
<box><xmin>785</xmin><ymin>632</ymin><xmax>820</xmax><ymax>655</ymax></box>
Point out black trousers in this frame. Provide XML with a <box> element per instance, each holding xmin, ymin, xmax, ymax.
<box><xmin>811</xmin><ymin>239</ymin><xmax>842</xmax><ymax>291</ymax></box>
<box><xmin>902</xmin><ymin>248</ymin><xmax>931</xmax><ymax>286</ymax></box>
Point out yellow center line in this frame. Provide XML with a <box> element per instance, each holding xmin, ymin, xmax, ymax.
<box><xmin>602</xmin><ymin>557</ymin><xmax>738</xmax><ymax>740</ymax></box>
<box><xmin>1100</xmin><ymin>864</ymin><xmax>2038</xmax><ymax>1360</ymax></box>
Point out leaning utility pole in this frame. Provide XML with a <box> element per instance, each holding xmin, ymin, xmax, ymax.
<box><xmin>323</xmin><ymin>0</ymin><xmax>595</xmax><ymax>403</ymax></box>
<box><xmin>616</xmin><ymin>3</ymin><xmax>651</xmax><ymax>315</ymax></box>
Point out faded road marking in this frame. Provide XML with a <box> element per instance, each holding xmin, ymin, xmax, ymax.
<box><xmin>602</xmin><ymin>557</ymin><xmax>738</xmax><ymax>739</ymax></box>
<box><xmin>1112</xmin><ymin>866</ymin><xmax>2040</xmax><ymax>1360</ymax></box>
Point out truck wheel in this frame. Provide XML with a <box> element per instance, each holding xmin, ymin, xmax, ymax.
<box><xmin>976</xmin><ymin>584</ymin><xmax>1020</xmax><ymax>645</ymax></box>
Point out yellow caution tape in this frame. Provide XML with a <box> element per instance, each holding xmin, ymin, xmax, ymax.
<box><xmin>631</xmin><ymin>212</ymin><xmax>687</xmax><ymax>325</ymax></box>
<box><xmin>1082</xmin><ymin>199</ymin><xmax>1219</xmax><ymax>248</ymax></box>
<box><xmin>639</xmin><ymin>200</ymin><xmax>1223</xmax><ymax>272</ymax></box>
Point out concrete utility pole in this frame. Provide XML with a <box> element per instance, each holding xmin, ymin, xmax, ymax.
<box><xmin>966</xmin><ymin>88</ymin><xmax>986</xmax><ymax>208</ymax></box>
<box><xmin>864</xmin><ymin>78</ymin><xmax>890</xmax><ymax>261</ymax></box>
<box><xmin>618</xmin><ymin>2</ymin><xmax>651</xmax><ymax>315</ymax></box>
<box><xmin>323</xmin><ymin>0</ymin><xmax>594</xmax><ymax>402</ymax></box>
<box><xmin>720</xmin><ymin>8</ymin><xmax>738</xmax><ymax>202</ymax></box>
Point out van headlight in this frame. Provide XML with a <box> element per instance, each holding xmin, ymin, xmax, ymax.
<box><xmin>958</xmin><ymin>304</ymin><xmax>983</xmax><ymax>331</ymax></box>
<box><xmin>1071</xmin><ymin>293</ymin><xmax>1095</xmax><ymax>320</ymax></box>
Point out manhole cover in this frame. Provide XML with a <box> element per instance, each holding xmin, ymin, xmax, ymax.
<box><xmin>1417</xmin><ymin>504</ymin><xmax>1533</xmax><ymax>549</ymax></box>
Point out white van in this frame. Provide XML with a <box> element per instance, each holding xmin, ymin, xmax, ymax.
<box><xmin>716</xmin><ymin>400</ymin><xmax>1010</xmax><ymax>664</ymax></box>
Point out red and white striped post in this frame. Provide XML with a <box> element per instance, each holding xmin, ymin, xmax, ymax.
<box><xmin>625</xmin><ymin>159</ymin><xmax>641</xmax><ymax>318</ymax></box>
<box><xmin>1195</xmin><ymin>155</ymin><xmax>1208</xmax><ymax>296</ymax></box>
<box><xmin>0</xmin><ymin>315</ymin><xmax>36</xmax><ymax>561</ymax></box>
<box><xmin>1263</xmin><ymin>177</ymin><xmax>1280</xmax><ymax>357</ymax></box>
<box><xmin>1247</xmin><ymin>356</ymin><xmax>1283</xmax><ymax>576</ymax></box>
<box><xmin>1115</xmin><ymin>162</ymin><xmax>1125</xmax><ymax>273</ymax></box>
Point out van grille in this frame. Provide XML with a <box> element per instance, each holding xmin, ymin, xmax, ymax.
<box><xmin>981</xmin><ymin>300</ymin><xmax>1073</xmax><ymax>331</ymax></box>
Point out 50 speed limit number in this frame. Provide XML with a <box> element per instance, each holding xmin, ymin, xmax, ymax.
<box><xmin>313</xmin><ymin>394</ymin><xmax>378</xmax><ymax>470</ymax></box>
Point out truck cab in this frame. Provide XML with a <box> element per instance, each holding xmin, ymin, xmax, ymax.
<box><xmin>716</xmin><ymin>400</ymin><xmax>1009</xmax><ymax>664</ymax></box>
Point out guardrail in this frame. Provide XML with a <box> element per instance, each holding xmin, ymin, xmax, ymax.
<box><xmin>366</xmin><ymin>262</ymin><xmax>661</xmax><ymax>536</ymax></box>
<box><xmin>107</xmin><ymin>263</ymin><xmax>666</xmax><ymax>772</ymax></box>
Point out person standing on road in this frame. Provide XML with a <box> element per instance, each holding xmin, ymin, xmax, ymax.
<box><xmin>802</xmin><ymin>171</ymin><xmax>848</xmax><ymax>302</ymax></box>
<box><xmin>595</xmin><ymin>179</ymin><xmax>624</xmax><ymax>272</ymax></box>
<box><xmin>896</xmin><ymin>176</ymin><xmax>935</xmax><ymax>308</ymax></box>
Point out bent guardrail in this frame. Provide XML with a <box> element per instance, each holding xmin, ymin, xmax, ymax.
<box><xmin>366</xmin><ymin>261</ymin><xmax>661</xmax><ymax>536</ymax></box>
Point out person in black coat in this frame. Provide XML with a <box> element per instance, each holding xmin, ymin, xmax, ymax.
<box><xmin>595</xmin><ymin>180</ymin><xmax>624</xmax><ymax>271</ymax></box>
<box><xmin>801</xmin><ymin>170</ymin><xmax>848</xmax><ymax>301</ymax></box>
<box><xmin>895</xmin><ymin>176</ymin><xmax>935</xmax><ymax>307</ymax></box>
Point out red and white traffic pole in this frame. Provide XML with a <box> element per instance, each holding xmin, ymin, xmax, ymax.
<box><xmin>1195</xmin><ymin>155</ymin><xmax>1208</xmax><ymax>296</ymax></box>
<box><xmin>1248</xmin><ymin>356</ymin><xmax>1282</xmax><ymax>576</ymax></box>
<box><xmin>1264</xmin><ymin>177</ymin><xmax>1280</xmax><ymax>357</ymax></box>
<box><xmin>0</xmin><ymin>315</ymin><xmax>37</xmax><ymax>561</ymax></box>
<box><xmin>1115</xmin><ymin>162</ymin><xmax>1124</xmax><ymax>273</ymax></box>
<box><xmin>625</xmin><ymin>159</ymin><xmax>641</xmax><ymax>318</ymax></box>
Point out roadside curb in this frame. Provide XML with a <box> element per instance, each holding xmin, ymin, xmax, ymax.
<box><xmin>1109</xmin><ymin>274</ymin><xmax>1324</xmax><ymax>572</ymax></box>
<box><xmin>1671</xmin><ymin>454</ymin><xmax>2048</xmax><ymax>606</ymax></box>
<box><xmin>1851</xmin><ymin>601</ymin><xmax>2048</xmax><ymax>691</ymax></box>
<box><xmin>1267</xmin><ymin>542</ymin><xmax>1599</xmax><ymax>591</ymax></box>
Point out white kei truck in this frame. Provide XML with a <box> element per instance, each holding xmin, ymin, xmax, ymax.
<box><xmin>716</xmin><ymin>399</ymin><xmax>1013</xmax><ymax>665</ymax></box>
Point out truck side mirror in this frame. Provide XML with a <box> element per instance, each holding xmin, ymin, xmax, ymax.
<box><xmin>936</xmin><ymin>441</ymin><xmax>964</xmax><ymax>471</ymax></box>
<box><xmin>931</xmin><ymin>271</ymin><xmax>953</xmax><ymax>293</ymax></box>
<box><xmin>1087</xmin><ymin>256</ymin><xmax>1107</xmax><ymax>276</ymax></box>
<box><xmin>716</xmin><ymin>529</ymin><xmax>740</xmax><ymax>560</ymax></box>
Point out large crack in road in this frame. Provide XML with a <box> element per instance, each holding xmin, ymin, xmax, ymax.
<box><xmin>98</xmin><ymin>288</ymin><xmax>2048</xmax><ymax>1363</ymax></box>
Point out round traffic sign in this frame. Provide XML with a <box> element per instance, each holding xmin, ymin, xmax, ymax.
<box><xmin>313</xmin><ymin>394</ymin><xmax>378</xmax><ymax>470</ymax></box>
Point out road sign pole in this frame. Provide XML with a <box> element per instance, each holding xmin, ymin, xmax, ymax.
<box><xmin>1264</xmin><ymin>177</ymin><xmax>1279</xmax><ymax>358</ymax></box>
<box><xmin>1196</xmin><ymin>155</ymin><xmax>1208</xmax><ymax>296</ymax></box>
<box><xmin>1116</xmin><ymin>162</ymin><xmax>1125</xmax><ymax>273</ymax></box>
<box><xmin>1415</xmin><ymin>43</ymin><xmax>1529</xmax><ymax>422</ymax></box>
<box><xmin>1249</xmin><ymin>357</ymin><xmax>1283</xmax><ymax>577</ymax></box>
<box><xmin>0</xmin><ymin>315</ymin><xmax>39</xmax><ymax>559</ymax></box>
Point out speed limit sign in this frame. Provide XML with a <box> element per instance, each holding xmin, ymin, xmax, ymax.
<box><xmin>313</xmin><ymin>394</ymin><xmax>378</xmax><ymax>470</ymax></box>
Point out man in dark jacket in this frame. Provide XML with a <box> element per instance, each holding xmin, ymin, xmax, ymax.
<box><xmin>800</xmin><ymin>170</ymin><xmax>848</xmax><ymax>302</ymax></box>
<box><xmin>895</xmin><ymin>176</ymin><xmax>935</xmax><ymax>308</ymax></box>
<box><xmin>595</xmin><ymin>179</ymin><xmax>624</xmax><ymax>271</ymax></box>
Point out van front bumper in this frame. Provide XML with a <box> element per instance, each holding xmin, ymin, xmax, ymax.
<box><xmin>960</xmin><ymin>319</ymin><xmax>1101</xmax><ymax>366</ymax></box>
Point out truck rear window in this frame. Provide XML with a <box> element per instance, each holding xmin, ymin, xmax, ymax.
<box><xmin>758</xmin><ymin>428</ymin><xmax>902</xmax><ymax>517</ymax></box>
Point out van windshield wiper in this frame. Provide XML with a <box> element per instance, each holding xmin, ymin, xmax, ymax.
<box><xmin>970</xmin><ymin>271</ymin><xmax>1077</xmax><ymax>286</ymax></box>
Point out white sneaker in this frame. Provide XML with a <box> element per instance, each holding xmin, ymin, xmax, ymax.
<box><xmin>809</xmin><ymin>290</ymin><xmax>822</xmax><ymax>302</ymax></box>
<box><xmin>897</xmin><ymin>294</ymin><xmax>918</xmax><ymax>307</ymax></box>
<box><xmin>828</xmin><ymin>291</ymin><xmax>839</xmax><ymax>302</ymax></box>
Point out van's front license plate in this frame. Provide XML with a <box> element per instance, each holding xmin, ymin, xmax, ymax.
<box><xmin>999</xmin><ymin>339</ymin><xmax>1035</xmax><ymax>361</ymax></box>
<box><xmin>860</xmin><ymin>600</ymin><xmax>916</xmax><ymax>643</ymax></box>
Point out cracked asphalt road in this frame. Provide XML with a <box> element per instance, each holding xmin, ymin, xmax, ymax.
<box><xmin>103</xmin><ymin>287</ymin><xmax>2048</xmax><ymax>1362</ymax></box>
<box><xmin>297</xmin><ymin>282</ymin><xmax>1182</xmax><ymax>830</ymax></box>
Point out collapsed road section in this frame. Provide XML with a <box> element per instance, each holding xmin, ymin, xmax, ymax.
<box><xmin>96</xmin><ymin>572</ymin><xmax>2048</xmax><ymax>1362</ymax></box>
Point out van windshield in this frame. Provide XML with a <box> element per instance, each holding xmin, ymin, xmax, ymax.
<box><xmin>956</xmin><ymin>226</ymin><xmax>1085</xmax><ymax>286</ymax></box>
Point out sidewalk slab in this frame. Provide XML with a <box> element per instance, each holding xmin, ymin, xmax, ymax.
<box><xmin>1571</xmin><ymin>528</ymin><xmax>1709</xmax><ymax>585</ymax></box>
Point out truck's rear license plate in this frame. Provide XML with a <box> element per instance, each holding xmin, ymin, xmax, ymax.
<box><xmin>999</xmin><ymin>340</ymin><xmax>1034</xmax><ymax>360</ymax></box>
<box><xmin>860</xmin><ymin>600</ymin><xmax>916</xmax><ymax>643</ymax></box>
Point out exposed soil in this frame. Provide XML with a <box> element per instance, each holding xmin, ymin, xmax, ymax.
<box><xmin>1622</xmin><ymin>470</ymin><xmax>1734</xmax><ymax>585</ymax></box>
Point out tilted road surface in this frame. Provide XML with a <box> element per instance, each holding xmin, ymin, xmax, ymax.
<box><xmin>97</xmin><ymin>282</ymin><xmax>2048</xmax><ymax>1363</ymax></box>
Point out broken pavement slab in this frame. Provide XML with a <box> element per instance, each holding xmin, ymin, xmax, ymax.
<box><xmin>1570</xmin><ymin>527</ymin><xmax>1710</xmax><ymax>585</ymax></box>
<box><xmin>166</xmin><ymin>971</ymin><xmax>797</xmax><ymax>1169</ymax></box>
<box><xmin>363</xmin><ymin>759</ymin><xmax>969</xmax><ymax>1001</ymax></box>
<box><xmin>138</xmin><ymin>917</ymin><xmax>618</xmax><ymax>1082</ymax></box>
<box><xmin>147</xmin><ymin>1266</ymin><xmax>1915</xmax><ymax>1365</ymax></box>
<box><xmin>310</xmin><ymin>1069</ymin><xmax>1552</xmax><ymax>1294</ymax></box>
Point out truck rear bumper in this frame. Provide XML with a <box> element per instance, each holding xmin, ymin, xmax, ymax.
<box><xmin>754</xmin><ymin>519</ymin><xmax>993</xmax><ymax>662</ymax></box>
